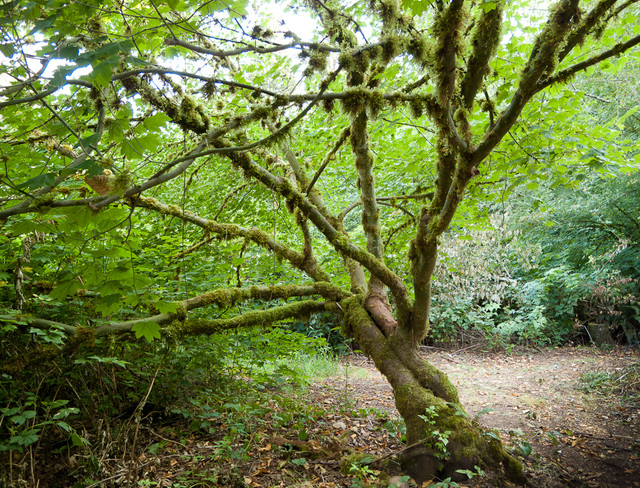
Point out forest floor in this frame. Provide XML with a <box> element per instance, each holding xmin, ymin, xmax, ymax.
<box><xmin>28</xmin><ymin>346</ymin><xmax>640</xmax><ymax>488</ymax></box>
<box><xmin>306</xmin><ymin>346</ymin><xmax>640</xmax><ymax>488</ymax></box>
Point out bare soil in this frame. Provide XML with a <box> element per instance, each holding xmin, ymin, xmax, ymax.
<box><xmin>311</xmin><ymin>346</ymin><xmax>640</xmax><ymax>488</ymax></box>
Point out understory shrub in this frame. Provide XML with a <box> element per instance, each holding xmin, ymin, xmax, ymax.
<box><xmin>287</xmin><ymin>311</ymin><xmax>351</xmax><ymax>354</ymax></box>
<box><xmin>0</xmin><ymin>318</ymin><xmax>334</xmax><ymax>486</ymax></box>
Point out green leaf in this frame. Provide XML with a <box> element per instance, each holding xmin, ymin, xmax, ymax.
<box><xmin>50</xmin><ymin>399</ymin><xmax>69</xmax><ymax>409</ymax></box>
<box><xmin>17</xmin><ymin>173</ymin><xmax>56</xmax><ymax>190</ymax></box>
<box><xmin>75</xmin><ymin>355</ymin><xmax>128</xmax><ymax>367</ymax></box>
<box><xmin>143</xmin><ymin>113</ymin><xmax>171</xmax><ymax>131</ymax></box>
<box><xmin>71</xmin><ymin>432</ymin><xmax>91</xmax><ymax>447</ymax></box>
<box><xmin>95</xmin><ymin>293</ymin><xmax>122</xmax><ymax>316</ymax></box>
<box><xmin>0</xmin><ymin>42</ymin><xmax>14</xmax><ymax>57</ymax></box>
<box><xmin>518</xmin><ymin>441</ymin><xmax>532</xmax><ymax>456</ymax></box>
<box><xmin>91</xmin><ymin>56</ymin><xmax>120</xmax><ymax>87</ymax></box>
<box><xmin>59</xmin><ymin>158</ymin><xmax>104</xmax><ymax>179</ymax></box>
<box><xmin>156</xmin><ymin>301</ymin><xmax>180</xmax><ymax>314</ymax></box>
<box><xmin>120</xmin><ymin>138</ymin><xmax>144</xmax><ymax>159</ymax></box>
<box><xmin>48</xmin><ymin>65</ymin><xmax>76</xmax><ymax>89</ymax></box>
<box><xmin>228</xmin><ymin>0</ymin><xmax>248</xmax><ymax>18</ymax></box>
<box><xmin>11</xmin><ymin>429</ymin><xmax>40</xmax><ymax>447</ymax></box>
<box><xmin>1</xmin><ymin>407</ymin><xmax>20</xmax><ymax>416</ymax></box>
<box><xmin>28</xmin><ymin>15</ymin><xmax>58</xmax><ymax>35</ymax></box>
<box><xmin>53</xmin><ymin>408</ymin><xmax>79</xmax><ymax>421</ymax></box>
<box><xmin>59</xmin><ymin>45</ymin><xmax>79</xmax><ymax>60</ymax></box>
<box><xmin>132</xmin><ymin>321</ymin><xmax>162</xmax><ymax>342</ymax></box>
<box><xmin>50</xmin><ymin>279</ymin><xmax>81</xmax><ymax>300</ymax></box>
<box><xmin>12</xmin><ymin>410</ymin><xmax>36</xmax><ymax>425</ymax></box>
<box><xmin>483</xmin><ymin>431</ymin><xmax>501</xmax><ymax>441</ymax></box>
<box><xmin>480</xmin><ymin>0</ymin><xmax>498</xmax><ymax>12</ymax></box>
<box><xmin>78</xmin><ymin>133</ymin><xmax>100</xmax><ymax>150</ymax></box>
<box><xmin>401</xmin><ymin>0</ymin><xmax>433</xmax><ymax>16</ymax></box>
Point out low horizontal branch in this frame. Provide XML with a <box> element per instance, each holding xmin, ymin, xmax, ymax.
<box><xmin>183</xmin><ymin>283</ymin><xmax>351</xmax><ymax>309</ymax></box>
<box><xmin>2</xmin><ymin>282</ymin><xmax>345</xmax><ymax>338</ymax></box>
<box><xmin>178</xmin><ymin>300</ymin><xmax>328</xmax><ymax>336</ymax></box>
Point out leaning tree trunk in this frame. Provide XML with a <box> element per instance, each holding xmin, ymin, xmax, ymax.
<box><xmin>342</xmin><ymin>297</ymin><xmax>524</xmax><ymax>484</ymax></box>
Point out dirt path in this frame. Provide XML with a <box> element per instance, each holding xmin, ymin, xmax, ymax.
<box><xmin>312</xmin><ymin>347</ymin><xmax>640</xmax><ymax>487</ymax></box>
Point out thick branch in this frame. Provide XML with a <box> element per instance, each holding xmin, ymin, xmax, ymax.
<box><xmin>434</xmin><ymin>0</ymin><xmax>465</xmax><ymax>106</ymax></box>
<box><xmin>184</xmin><ymin>283</ymin><xmax>350</xmax><ymax>308</ymax></box>
<box><xmin>177</xmin><ymin>300</ymin><xmax>328</xmax><ymax>336</ymax></box>
<box><xmin>4</xmin><ymin>297</ymin><xmax>331</xmax><ymax>339</ymax></box>
<box><xmin>460</xmin><ymin>2</ymin><xmax>504</xmax><ymax>109</ymax></box>
<box><xmin>350</xmin><ymin>111</ymin><xmax>397</xmax><ymax>334</ymax></box>
<box><xmin>218</xmin><ymin>143</ymin><xmax>412</xmax><ymax>320</ymax></box>
<box><xmin>114</xmin><ymin>68</ymin><xmax>281</xmax><ymax>97</ymax></box>
<box><xmin>538</xmin><ymin>33</ymin><xmax>640</xmax><ymax>91</ymax></box>
<box><xmin>351</xmin><ymin>112</ymin><xmax>383</xmax><ymax>261</ymax></box>
<box><xmin>0</xmin><ymin>80</ymin><xmax>92</xmax><ymax>109</ymax></box>
<box><xmin>471</xmin><ymin>0</ymin><xmax>581</xmax><ymax>166</ymax></box>
<box><xmin>557</xmin><ymin>0</ymin><xmax>618</xmax><ymax>63</ymax></box>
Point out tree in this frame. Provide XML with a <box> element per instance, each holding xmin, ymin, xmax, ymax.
<box><xmin>1</xmin><ymin>0</ymin><xmax>639</xmax><ymax>482</ymax></box>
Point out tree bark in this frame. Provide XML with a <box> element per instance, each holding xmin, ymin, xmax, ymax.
<box><xmin>343</xmin><ymin>296</ymin><xmax>525</xmax><ymax>484</ymax></box>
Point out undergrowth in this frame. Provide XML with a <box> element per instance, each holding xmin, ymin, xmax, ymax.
<box><xmin>579</xmin><ymin>362</ymin><xmax>640</xmax><ymax>403</ymax></box>
<box><xmin>0</xmin><ymin>326</ymin><xmax>392</xmax><ymax>488</ymax></box>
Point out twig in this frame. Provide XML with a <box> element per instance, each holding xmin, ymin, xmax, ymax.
<box><xmin>140</xmin><ymin>426</ymin><xmax>192</xmax><ymax>452</ymax></box>
<box><xmin>419</xmin><ymin>345</ymin><xmax>448</xmax><ymax>352</ymax></box>
<box><xmin>130</xmin><ymin>365</ymin><xmax>161</xmax><ymax>460</ymax></box>
<box><xmin>451</xmin><ymin>343</ymin><xmax>481</xmax><ymax>355</ymax></box>
<box><xmin>366</xmin><ymin>437</ymin><xmax>430</xmax><ymax>466</ymax></box>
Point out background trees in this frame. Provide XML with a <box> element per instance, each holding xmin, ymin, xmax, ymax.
<box><xmin>1</xmin><ymin>0</ymin><xmax>639</xmax><ymax>484</ymax></box>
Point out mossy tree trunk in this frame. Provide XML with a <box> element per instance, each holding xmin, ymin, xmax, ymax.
<box><xmin>342</xmin><ymin>296</ymin><xmax>523</xmax><ymax>483</ymax></box>
<box><xmin>3</xmin><ymin>0</ymin><xmax>639</xmax><ymax>483</ymax></box>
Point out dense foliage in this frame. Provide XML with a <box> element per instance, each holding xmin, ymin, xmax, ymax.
<box><xmin>1</xmin><ymin>0</ymin><xmax>640</xmax><ymax>485</ymax></box>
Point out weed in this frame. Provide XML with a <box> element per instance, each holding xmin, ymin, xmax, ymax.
<box><xmin>579</xmin><ymin>363</ymin><xmax>640</xmax><ymax>402</ymax></box>
<box><xmin>418</xmin><ymin>406</ymin><xmax>450</xmax><ymax>460</ymax></box>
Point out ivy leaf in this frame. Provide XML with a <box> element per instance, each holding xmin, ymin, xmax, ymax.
<box><xmin>132</xmin><ymin>321</ymin><xmax>162</xmax><ymax>342</ymax></box>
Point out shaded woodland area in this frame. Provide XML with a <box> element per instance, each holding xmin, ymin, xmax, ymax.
<box><xmin>1</xmin><ymin>0</ymin><xmax>639</xmax><ymax>486</ymax></box>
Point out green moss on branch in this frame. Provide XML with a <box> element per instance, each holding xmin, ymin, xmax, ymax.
<box><xmin>177</xmin><ymin>299</ymin><xmax>327</xmax><ymax>335</ymax></box>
